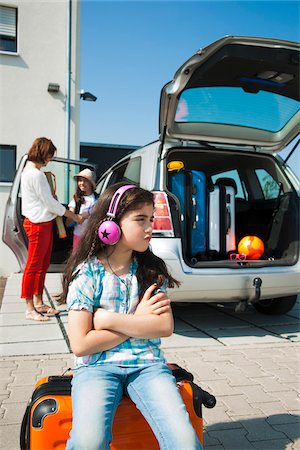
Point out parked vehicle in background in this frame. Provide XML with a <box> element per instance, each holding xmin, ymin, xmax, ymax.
<box><xmin>95</xmin><ymin>36</ymin><xmax>300</xmax><ymax>315</ymax></box>
<box><xmin>3</xmin><ymin>36</ymin><xmax>300</xmax><ymax>314</ymax></box>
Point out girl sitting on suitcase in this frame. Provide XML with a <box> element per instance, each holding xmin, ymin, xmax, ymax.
<box><xmin>59</xmin><ymin>183</ymin><xmax>202</xmax><ymax>450</ymax></box>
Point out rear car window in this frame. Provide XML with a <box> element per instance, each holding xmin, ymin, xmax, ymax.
<box><xmin>175</xmin><ymin>87</ymin><xmax>300</xmax><ymax>133</ymax></box>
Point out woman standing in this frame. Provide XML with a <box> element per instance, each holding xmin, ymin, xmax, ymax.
<box><xmin>21</xmin><ymin>137</ymin><xmax>84</xmax><ymax>322</ymax></box>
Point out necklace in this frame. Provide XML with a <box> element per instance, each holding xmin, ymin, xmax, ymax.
<box><xmin>106</xmin><ymin>256</ymin><xmax>133</xmax><ymax>313</ymax></box>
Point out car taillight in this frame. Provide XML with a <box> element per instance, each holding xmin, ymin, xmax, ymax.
<box><xmin>153</xmin><ymin>192</ymin><xmax>174</xmax><ymax>236</ymax></box>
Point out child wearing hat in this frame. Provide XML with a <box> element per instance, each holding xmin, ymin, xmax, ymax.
<box><xmin>68</xmin><ymin>168</ymin><xmax>98</xmax><ymax>252</ymax></box>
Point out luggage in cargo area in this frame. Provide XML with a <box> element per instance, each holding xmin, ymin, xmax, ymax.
<box><xmin>209</xmin><ymin>184</ymin><xmax>236</xmax><ymax>255</ymax></box>
<box><xmin>20</xmin><ymin>364</ymin><xmax>216</xmax><ymax>450</ymax></box>
<box><xmin>169</xmin><ymin>170</ymin><xmax>207</xmax><ymax>260</ymax></box>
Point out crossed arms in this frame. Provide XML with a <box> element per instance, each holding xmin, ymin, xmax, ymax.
<box><xmin>68</xmin><ymin>284</ymin><xmax>173</xmax><ymax>357</ymax></box>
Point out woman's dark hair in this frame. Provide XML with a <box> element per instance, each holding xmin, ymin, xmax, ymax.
<box><xmin>58</xmin><ymin>182</ymin><xmax>180</xmax><ymax>304</ymax></box>
<box><xmin>27</xmin><ymin>137</ymin><xmax>56</xmax><ymax>164</ymax></box>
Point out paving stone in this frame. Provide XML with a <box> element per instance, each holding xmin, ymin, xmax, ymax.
<box><xmin>1</xmin><ymin>323</ymin><xmax>64</xmax><ymax>343</ymax></box>
<box><xmin>2</xmin><ymin>385</ymin><xmax>37</xmax><ymax>404</ymax></box>
<box><xmin>222</xmin><ymin>395</ymin><xmax>262</xmax><ymax>416</ymax></box>
<box><xmin>198</xmin><ymin>350</ymin><xmax>236</xmax><ymax>363</ymax></box>
<box><xmin>180</xmin><ymin>360</ymin><xmax>225</xmax><ymax>381</ymax></box>
<box><xmin>256</xmin><ymin>401</ymin><xmax>295</xmax><ymax>416</ymax></box>
<box><xmin>0</xmin><ymin>388</ymin><xmax>9</xmax><ymax>396</ymax></box>
<box><xmin>226</xmin><ymin>373</ymin><xmax>258</xmax><ymax>387</ymax></box>
<box><xmin>0</xmin><ymin>360</ymin><xmax>17</xmax><ymax>368</ymax></box>
<box><xmin>272</xmin><ymin>422</ymin><xmax>300</xmax><ymax>442</ymax></box>
<box><xmin>161</xmin><ymin>331</ymin><xmax>221</xmax><ymax>348</ymax></box>
<box><xmin>15</xmin><ymin>360</ymin><xmax>40</xmax><ymax>370</ymax></box>
<box><xmin>285</xmin><ymin>382</ymin><xmax>300</xmax><ymax>394</ymax></box>
<box><xmin>267</xmin><ymin>413</ymin><xmax>300</xmax><ymax>425</ymax></box>
<box><xmin>0</xmin><ymin>367</ymin><xmax>15</xmax><ymax>377</ymax></box>
<box><xmin>271</xmin><ymin>391</ymin><xmax>300</xmax><ymax>411</ymax></box>
<box><xmin>0</xmin><ymin>423</ymin><xmax>20</xmax><ymax>450</ymax></box>
<box><xmin>215</xmin><ymin>353</ymin><xmax>252</xmax><ymax>366</ymax></box>
<box><xmin>265</xmin><ymin>324</ymin><xmax>300</xmax><ymax>342</ymax></box>
<box><xmin>203</xmin><ymin>404</ymin><xmax>244</xmax><ymax>430</ymax></box>
<box><xmin>174</xmin><ymin>317</ymin><xmax>196</xmax><ymax>332</ymax></box>
<box><xmin>10</xmin><ymin>371</ymin><xmax>40</xmax><ymax>386</ymax></box>
<box><xmin>208</xmin><ymin>361</ymin><xmax>237</xmax><ymax>374</ymax></box>
<box><xmin>1</xmin><ymin>401</ymin><xmax>28</xmax><ymax>425</ymax></box>
<box><xmin>269</xmin><ymin>368</ymin><xmax>300</xmax><ymax>383</ymax></box>
<box><xmin>0</xmin><ymin>312</ymin><xmax>40</xmax><ymax>326</ymax></box>
<box><xmin>251</xmin><ymin>376</ymin><xmax>294</xmax><ymax>392</ymax></box>
<box><xmin>0</xmin><ymin>375</ymin><xmax>14</xmax><ymax>386</ymax></box>
<box><xmin>237</xmin><ymin>416</ymin><xmax>288</xmax><ymax>441</ymax></box>
<box><xmin>285</xmin><ymin>442</ymin><xmax>300</xmax><ymax>450</ymax></box>
<box><xmin>277</xmin><ymin>360</ymin><xmax>300</xmax><ymax>372</ymax></box>
<box><xmin>204</xmin><ymin>379</ymin><xmax>244</xmax><ymax>396</ymax></box>
<box><xmin>0</xmin><ymin>340</ymin><xmax>69</xmax><ymax>356</ymax></box>
<box><xmin>39</xmin><ymin>364</ymin><xmax>71</xmax><ymax>376</ymax></box>
<box><xmin>0</xmin><ymin>303</ymin><xmax>26</xmax><ymax>313</ymax></box>
<box><xmin>251</xmin><ymin>438</ymin><xmax>293</xmax><ymax>449</ymax></box>
<box><xmin>233</xmin><ymin>385</ymin><xmax>277</xmax><ymax>403</ymax></box>
<box><xmin>238</xmin><ymin>364</ymin><xmax>270</xmax><ymax>378</ymax></box>
<box><xmin>203</xmin><ymin>432</ymin><xmax>224</xmax><ymax>448</ymax></box>
<box><xmin>208</xmin><ymin>327</ymin><xmax>283</xmax><ymax>345</ymax></box>
<box><xmin>208</xmin><ymin>428</ymin><xmax>257</xmax><ymax>449</ymax></box>
<box><xmin>249</xmin><ymin>357</ymin><xmax>287</xmax><ymax>370</ymax></box>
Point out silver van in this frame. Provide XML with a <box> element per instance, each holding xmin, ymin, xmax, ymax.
<box><xmin>3</xmin><ymin>36</ymin><xmax>300</xmax><ymax>314</ymax></box>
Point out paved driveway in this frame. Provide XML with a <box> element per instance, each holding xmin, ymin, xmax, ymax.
<box><xmin>0</xmin><ymin>273</ymin><xmax>299</xmax><ymax>449</ymax></box>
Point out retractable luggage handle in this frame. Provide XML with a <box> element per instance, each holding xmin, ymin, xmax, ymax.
<box><xmin>192</xmin><ymin>197</ymin><xmax>197</xmax><ymax>229</ymax></box>
<box><xmin>226</xmin><ymin>206</ymin><xmax>231</xmax><ymax>232</ymax></box>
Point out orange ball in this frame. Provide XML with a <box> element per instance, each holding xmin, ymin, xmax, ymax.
<box><xmin>238</xmin><ymin>236</ymin><xmax>264</xmax><ymax>260</ymax></box>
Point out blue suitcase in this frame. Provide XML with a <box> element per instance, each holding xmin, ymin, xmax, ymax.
<box><xmin>169</xmin><ymin>170</ymin><xmax>207</xmax><ymax>260</ymax></box>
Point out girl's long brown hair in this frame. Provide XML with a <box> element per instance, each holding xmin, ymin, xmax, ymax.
<box><xmin>58</xmin><ymin>183</ymin><xmax>180</xmax><ymax>304</ymax></box>
<box><xmin>73</xmin><ymin>180</ymin><xmax>95</xmax><ymax>206</ymax></box>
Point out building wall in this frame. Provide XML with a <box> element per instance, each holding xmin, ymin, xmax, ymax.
<box><xmin>0</xmin><ymin>0</ymin><xmax>80</xmax><ymax>276</ymax></box>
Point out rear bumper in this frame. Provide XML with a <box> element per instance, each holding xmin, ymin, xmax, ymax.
<box><xmin>150</xmin><ymin>238</ymin><xmax>300</xmax><ymax>302</ymax></box>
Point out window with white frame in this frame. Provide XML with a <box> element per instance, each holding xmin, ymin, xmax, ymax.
<box><xmin>0</xmin><ymin>145</ymin><xmax>16</xmax><ymax>182</ymax></box>
<box><xmin>0</xmin><ymin>5</ymin><xmax>17</xmax><ymax>53</ymax></box>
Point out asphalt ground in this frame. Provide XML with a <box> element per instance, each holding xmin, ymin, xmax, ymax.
<box><xmin>0</xmin><ymin>273</ymin><xmax>299</xmax><ymax>450</ymax></box>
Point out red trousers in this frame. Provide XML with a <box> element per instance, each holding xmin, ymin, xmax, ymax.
<box><xmin>21</xmin><ymin>218</ymin><xmax>53</xmax><ymax>300</ymax></box>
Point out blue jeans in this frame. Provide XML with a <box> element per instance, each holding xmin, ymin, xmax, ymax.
<box><xmin>66</xmin><ymin>363</ymin><xmax>202</xmax><ymax>450</ymax></box>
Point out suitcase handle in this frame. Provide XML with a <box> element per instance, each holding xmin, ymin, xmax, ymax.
<box><xmin>226</xmin><ymin>208</ymin><xmax>231</xmax><ymax>232</ymax></box>
<box><xmin>192</xmin><ymin>197</ymin><xmax>197</xmax><ymax>229</ymax></box>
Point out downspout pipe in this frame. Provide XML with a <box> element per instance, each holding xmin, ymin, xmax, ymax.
<box><xmin>65</xmin><ymin>0</ymin><xmax>72</xmax><ymax>197</ymax></box>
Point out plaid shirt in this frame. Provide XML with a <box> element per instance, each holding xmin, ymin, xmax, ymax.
<box><xmin>67</xmin><ymin>256</ymin><xmax>166</xmax><ymax>368</ymax></box>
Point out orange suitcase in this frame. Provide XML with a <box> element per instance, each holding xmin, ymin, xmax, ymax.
<box><xmin>20</xmin><ymin>364</ymin><xmax>216</xmax><ymax>450</ymax></box>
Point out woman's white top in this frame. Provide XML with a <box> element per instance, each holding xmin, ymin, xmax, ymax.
<box><xmin>21</xmin><ymin>161</ymin><xmax>66</xmax><ymax>223</ymax></box>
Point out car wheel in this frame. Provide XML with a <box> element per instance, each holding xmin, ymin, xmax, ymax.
<box><xmin>253</xmin><ymin>295</ymin><xmax>298</xmax><ymax>315</ymax></box>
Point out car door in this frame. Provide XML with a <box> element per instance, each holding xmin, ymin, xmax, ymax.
<box><xmin>2</xmin><ymin>155</ymin><xmax>96</xmax><ymax>271</ymax></box>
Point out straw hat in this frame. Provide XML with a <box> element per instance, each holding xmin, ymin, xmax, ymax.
<box><xmin>74</xmin><ymin>168</ymin><xmax>96</xmax><ymax>190</ymax></box>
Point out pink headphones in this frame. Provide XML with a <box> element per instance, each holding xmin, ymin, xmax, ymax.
<box><xmin>98</xmin><ymin>185</ymin><xmax>136</xmax><ymax>245</ymax></box>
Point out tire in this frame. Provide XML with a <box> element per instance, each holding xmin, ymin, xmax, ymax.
<box><xmin>253</xmin><ymin>295</ymin><xmax>298</xmax><ymax>315</ymax></box>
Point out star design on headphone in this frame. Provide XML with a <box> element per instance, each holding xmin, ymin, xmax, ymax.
<box><xmin>101</xmin><ymin>229</ymin><xmax>110</xmax><ymax>240</ymax></box>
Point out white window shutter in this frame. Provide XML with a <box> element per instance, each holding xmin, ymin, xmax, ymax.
<box><xmin>0</xmin><ymin>6</ymin><xmax>16</xmax><ymax>38</ymax></box>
